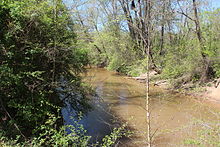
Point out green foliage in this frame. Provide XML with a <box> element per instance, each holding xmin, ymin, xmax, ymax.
<box><xmin>213</xmin><ymin>63</ymin><xmax>220</xmax><ymax>78</ymax></box>
<box><xmin>0</xmin><ymin>114</ymin><xmax>132</xmax><ymax>147</ymax></box>
<box><xmin>85</xmin><ymin>7</ymin><xmax>220</xmax><ymax>83</ymax></box>
<box><xmin>0</xmin><ymin>1</ymin><xmax>133</xmax><ymax>146</ymax></box>
<box><xmin>126</xmin><ymin>59</ymin><xmax>148</xmax><ymax>77</ymax></box>
<box><xmin>107</xmin><ymin>54</ymin><xmax>125</xmax><ymax>71</ymax></box>
<box><xmin>0</xmin><ymin>0</ymin><xmax>89</xmax><ymax>140</ymax></box>
<box><xmin>31</xmin><ymin>114</ymin><xmax>91</xmax><ymax>147</ymax></box>
<box><xmin>101</xmin><ymin>123</ymin><xmax>132</xmax><ymax>147</ymax></box>
<box><xmin>200</xmin><ymin>9</ymin><xmax>220</xmax><ymax>78</ymax></box>
<box><xmin>87</xmin><ymin>28</ymin><xmax>141</xmax><ymax>74</ymax></box>
<box><xmin>162</xmin><ymin>39</ymin><xmax>201</xmax><ymax>80</ymax></box>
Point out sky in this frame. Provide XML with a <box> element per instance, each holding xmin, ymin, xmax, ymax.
<box><xmin>211</xmin><ymin>0</ymin><xmax>220</xmax><ymax>8</ymax></box>
<box><xmin>63</xmin><ymin>0</ymin><xmax>220</xmax><ymax>9</ymax></box>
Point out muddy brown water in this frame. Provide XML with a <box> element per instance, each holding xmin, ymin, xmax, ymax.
<box><xmin>80</xmin><ymin>68</ymin><xmax>220</xmax><ymax>146</ymax></box>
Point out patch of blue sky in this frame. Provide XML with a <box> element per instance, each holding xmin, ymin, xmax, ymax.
<box><xmin>210</xmin><ymin>0</ymin><xmax>220</xmax><ymax>8</ymax></box>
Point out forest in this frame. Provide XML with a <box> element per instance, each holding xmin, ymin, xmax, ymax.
<box><xmin>0</xmin><ymin>0</ymin><xmax>220</xmax><ymax>146</ymax></box>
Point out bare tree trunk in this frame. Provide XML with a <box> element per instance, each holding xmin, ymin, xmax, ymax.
<box><xmin>146</xmin><ymin>34</ymin><xmax>151</xmax><ymax>147</ymax></box>
<box><xmin>119</xmin><ymin>0</ymin><xmax>162</xmax><ymax>74</ymax></box>
<box><xmin>193</xmin><ymin>0</ymin><xmax>203</xmax><ymax>44</ymax></box>
<box><xmin>192</xmin><ymin>0</ymin><xmax>211</xmax><ymax>82</ymax></box>
<box><xmin>146</xmin><ymin>1</ymin><xmax>151</xmax><ymax>146</ymax></box>
<box><xmin>160</xmin><ymin>25</ymin><xmax>165</xmax><ymax>55</ymax></box>
<box><xmin>119</xmin><ymin>0</ymin><xmax>136</xmax><ymax>39</ymax></box>
<box><xmin>159</xmin><ymin>1</ymin><xmax>165</xmax><ymax>56</ymax></box>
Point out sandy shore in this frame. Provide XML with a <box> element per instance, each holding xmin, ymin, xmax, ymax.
<box><xmin>203</xmin><ymin>85</ymin><xmax>220</xmax><ymax>103</ymax></box>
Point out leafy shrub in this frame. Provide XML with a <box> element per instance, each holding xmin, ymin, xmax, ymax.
<box><xmin>0</xmin><ymin>0</ymin><xmax>89</xmax><ymax>140</ymax></box>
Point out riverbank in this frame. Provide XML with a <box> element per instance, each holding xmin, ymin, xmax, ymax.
<box><xmin>130</xmin><ymin>71</ymin><xmax>220</xmax><ymax>105</ymax></box>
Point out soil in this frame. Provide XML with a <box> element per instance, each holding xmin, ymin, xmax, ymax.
<box><xmin>203</xmin><ymin>85</ymin><xmax>220</xmax><ymax>103</ymax></box>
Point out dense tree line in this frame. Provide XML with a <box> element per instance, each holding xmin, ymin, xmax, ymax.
<box><xmin>73</xmin><ymin>0</ymin><xmax>220</xmax><ymax>86</ymax></box>
<box><xmin>0</xmin><ymin>0</ymin><xmax>89</xmax><ymax>144</ymax></box>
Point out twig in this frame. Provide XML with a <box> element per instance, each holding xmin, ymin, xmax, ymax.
<box><xmin>0</xmin><ymin>98</ymin><xmax>26</xmax><ymax>139</ymax></box>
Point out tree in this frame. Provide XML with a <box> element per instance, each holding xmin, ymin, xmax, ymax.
<box><xmin>0</xmin><ymin>0</ymin><xmax>89</xmax><ymax>139</ymax></box>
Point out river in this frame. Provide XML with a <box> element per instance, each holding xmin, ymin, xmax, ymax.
<box><xmin>68</xmin><ymin>68</ymin><xmax>220</xmax><ymax>146</ymax></box>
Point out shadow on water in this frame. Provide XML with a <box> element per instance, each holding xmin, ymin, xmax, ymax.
<box><xmin>61</xmin><ymin>96</ymin><xmax>117</xmax><ymax>143</ymax></box>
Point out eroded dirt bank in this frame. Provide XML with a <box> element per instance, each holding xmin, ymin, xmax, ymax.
<box><xmin>131</xmin><ymin>71</ymin><xmax>220</xmax><ymax>105</ymax></box>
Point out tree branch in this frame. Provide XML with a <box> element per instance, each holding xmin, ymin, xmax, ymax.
<box><xmin>0</xmin><ymin>98</ymin><xmax>26</xmax><ymax>139</ymax></box>
<box><xmin>176</xmin><ymin>11</ymin><xmax>196</xmax><ymax>22</ymax></box>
